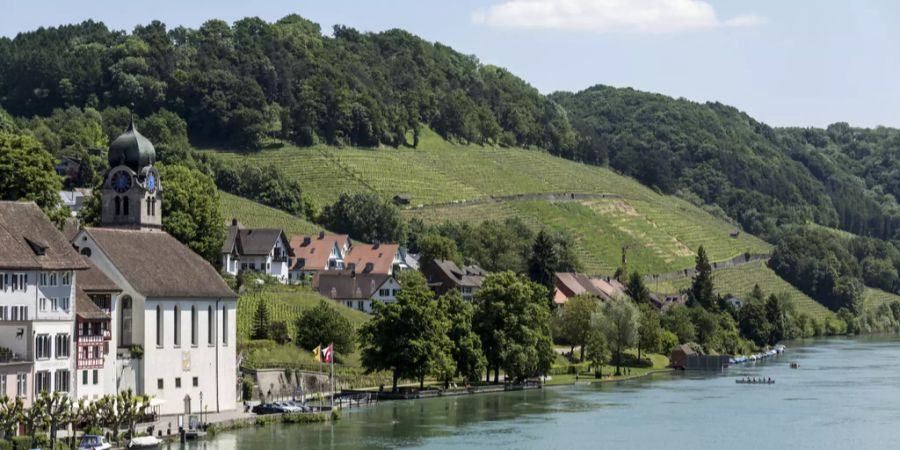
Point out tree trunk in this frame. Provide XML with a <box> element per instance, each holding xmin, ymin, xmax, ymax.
<box><xmin>392</xmin><ymin>371</ymin><xmax>399</xmax><ymax>392</ymax></box>
<box><xmin>570</xmin><ymin>344</ymin><xmax>574</xmax><ymax>359</ymax></box>
<box><xmin>638</xmin><ymin>344</ymin><xmax>642</xmax><ymax>361</ymax></box>
<box><xmin>615</xmin><ymin>346</ymin><xmax>621</xmax><ymax>376</ymax></box>
<box><xmin>419</xmin><ymin>376</ymin><xmax>424</xmax><ymax>390</ymax></box>
<box><xmin>579</xmin><ymin>343</ymin><xmax>585</xmax><ymax>362</ymax></box>
<box><xmin>493</xmin><ymin>367</ymin><xmax>499</xmax><ymax>384</ymax></box>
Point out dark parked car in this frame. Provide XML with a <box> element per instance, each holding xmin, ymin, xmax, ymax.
<box><xmin>252</xmin><ymin>403</ymin><xmax>288</xmax><ymax>415</ymax></box>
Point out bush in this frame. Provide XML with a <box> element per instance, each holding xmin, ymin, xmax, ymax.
<box><xmin>0</xmin><ymin>439</ymin><xmax>11</xmax><ymax>450</ymax></box>
<box><xmin>658</xmin><ymin>330</ymin><xmax>679</xmax><ymax>355</ymax></box>
<box><xmin>242</xmin><ymin>375</ymin><xmax>255</xmax><ymax>400</ymax></box>
<box><xmin>11</xmin><ymin>436</ymin><xmax>32</xmax><ymax>450</ymax></box>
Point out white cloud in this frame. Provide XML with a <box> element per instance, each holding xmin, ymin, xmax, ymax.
<box><xmin>472</xmin><ymin>0</ymin><xmax>766</xmax><ymax>34</ymax></box>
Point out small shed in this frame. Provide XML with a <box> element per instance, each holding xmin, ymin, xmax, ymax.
<box><xmin>669</xmin><ymin>344</ymin><xmax>697</xmax><ymax>370</ymax></box>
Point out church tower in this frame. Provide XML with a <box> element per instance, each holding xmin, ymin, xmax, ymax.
<box><xmin>100</xmin><ymin>117</ymin><xmax>162</xmax><ymax>230</ymax></box>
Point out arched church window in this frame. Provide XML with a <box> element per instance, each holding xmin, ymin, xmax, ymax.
<box><xmin>174</xmin><ymin>305</ymin><xmax>181</xmax><ymax>347</ymax></box>
<box><xmin>147</xmin><ymin>198</ymin><xmax>151</xmax><ymax>216</ymax></box>
<box><xmin>115</xmin><ymin>197</ymin><xmax>121</xmax><ymax>215</ymax></box>
<box><xmin>123</xmin><ymin>197</ymin><xmax>129</xmax><ymax>215</ymax></box>
<box><xmin>156</xmin><ymin>304</ymin><xmax>163</xmax><ymax>347</ymax></box>
<box><xmin>151</xmin><ymin>198</ymin><xmax>156</xmax><ymax>216</ymax></box>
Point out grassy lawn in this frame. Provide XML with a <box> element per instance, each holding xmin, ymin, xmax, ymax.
<box><xmin>220</xmin><ymin>192</ymin><xmax>322</xmax><ymax>236</ymax></box>
<box><xmin>545</xmin><ymin>351</ymin><xmax>671</xmax><ymax>386</ymax></box>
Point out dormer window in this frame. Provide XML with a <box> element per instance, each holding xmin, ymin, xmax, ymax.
<box><xmin>24</xmin><ymin>238</ymin><xmax>47</xmax><ymax>256</ymax></box>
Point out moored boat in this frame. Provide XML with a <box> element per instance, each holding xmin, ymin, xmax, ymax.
<box><xmin>128</xmin><ymin>435</ymin><xmax>163</xmax><ymax>448</ymax></box>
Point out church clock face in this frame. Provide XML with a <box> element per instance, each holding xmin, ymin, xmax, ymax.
<box><xmin>113</xmin><ymin>171</ymin><xmax>132</xmax><ymax>193</ymax></box>
<box><xmin>146</xmin><ymin>172</ymin><xmax>157</xmax><ymax>193</ymax></box>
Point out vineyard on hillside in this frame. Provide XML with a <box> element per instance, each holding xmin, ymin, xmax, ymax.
<box><xmin>236</xmin><ymin>286</ymin><xmax>369</xmax><ymax>343</ymax></box>
<box><xmin>220</xmin><ymin>192</ymin><xmax>322</xmax><ymax>237</ymax></box>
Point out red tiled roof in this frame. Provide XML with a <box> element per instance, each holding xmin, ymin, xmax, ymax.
<box><xmin>344</xmin><ymin>243</ymin><xmax>398</xmax><ymax>274</ymax></box>
<box><xmin>290</xmin><ymin>234</ymin><xmax>350</xmax><ymax>271</ymax></box>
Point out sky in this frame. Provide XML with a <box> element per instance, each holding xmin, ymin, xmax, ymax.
<box><xmin>2</xmin><ymin>0</ymin><xmax>899</xmax><ymax>128</ymax></box>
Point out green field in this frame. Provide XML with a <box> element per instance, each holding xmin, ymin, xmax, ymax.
<box><xmin>236</xmin><ymin>285</ymin><xmax>369</xmax><ymax>342</ymax></box>
<box><xmin>655</xmin><ymin>261</ymin><xmax>835</xmax><ymax>321</ymax></box>
<box><xmin>220</xmin><ymin>192</ymin><xmax>322</xmax><ymax>236</ymax></box>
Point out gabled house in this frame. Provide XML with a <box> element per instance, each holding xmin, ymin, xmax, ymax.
<box><xmin>552</xmin><ymin>272</ymin><xmax>627</xmax><ymax>305</ymax></box>
<box><xmin>313</xmin><ymin>271</ymin><xmax>401</xmax><ymax>313</ymax></box>
<box><xmin>0</xmin><ymin>201</ymin><xmax>89</xmax><ymax>407</ymax></box>
<box><xmin>221</xmin><ymin>219</ymin><xmax>293</xmax><ymax>283</ymax></box>
<box><xmin>288</xmin><ymin>232</ymin><xmax>351</xmax><ymax>283</ymax></box>
<box><xmin>343</xmin><ymin>242</ymin><xmax>402</xmax><ymax>275</ymax></box>
<box><xmin>650</xmin><ymin>293</ymin><xmax>688</xmax><ymax>310</ymax></box>
<box><xmin>420</xmin><ymin>260</ymin><xmax>486</xmax><ymax>301</ymax></box>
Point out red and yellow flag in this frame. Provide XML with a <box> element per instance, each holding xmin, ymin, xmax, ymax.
<box><xmin>323</xmin><ymin>343</ymin><xmax>333</xmax><ymax>364</ymax></box>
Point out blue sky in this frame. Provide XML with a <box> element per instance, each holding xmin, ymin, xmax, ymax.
<box><xmin>2</xmin><ymin>0</ymin><xmax>899</xmax><ymax>128</ymax></box>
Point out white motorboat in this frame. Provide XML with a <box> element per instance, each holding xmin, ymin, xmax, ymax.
<box><xmin>128</xmin><ymin>436</ymin><xmax>163</xmax><ymax>448</ymax></box>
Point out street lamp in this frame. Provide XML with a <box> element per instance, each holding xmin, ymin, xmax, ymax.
<box><xmin>199</xmin><ymin>391</ymin><xmax>204</xmax><ymax>425</ymax></box>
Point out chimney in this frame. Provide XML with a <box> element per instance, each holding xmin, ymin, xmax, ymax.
<box><xmin>231</xmin><ymin>218</ymin><xmax>238</xmax><ymax>226</ymax></box>
<box><xmin>364</xmin><ymin>262</ymin><xmax>374</xmax><ymax>273</ymax></box>
<box><xmin>302</xmin><ymin>236</ymin><xmax>311</xmax><ymax>246</ymax></box>
<box><xmin>373</xmin><ymin>241</ymin><xmax>380</xmax><ymax>249</ymax></box>
<box><xmin>319</xmin><ymin>231</ymin><xmax>325</xmax><ymax>239</ymax></box>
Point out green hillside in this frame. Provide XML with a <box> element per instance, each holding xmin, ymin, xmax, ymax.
<box><xmin>655</xmin><ymin>261</ymin><xmax>834</xmax><ymax>321</ymax></box>
<box><xmin>236</xmin><ymin>285</ymin><xmax>369</xmax><ymax>342</ymax></box>
<box><xmin>206</xmin><ymin>130</ymin><xmax>770</xmax><ymax>275</ymax></box>
<box><xmin>220</xmin><ymin>192</ymin><xmax>322</xmax><ymax>236</ymax></box>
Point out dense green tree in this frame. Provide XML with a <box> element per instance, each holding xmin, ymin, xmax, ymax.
<box><xmin>474</xmin><ymin>272</ymin><xmax>554</xmax><ymax>382</ymax></box>
<box><xmin>636</xmin><ymin>304</ymin><xmax>662</xmax><ymax>359</ymax></box>
<box><xmin>661</xmin><ymin>306</ymin><xmax>696</xmax><ymax>344</ymax></box>
<box><xmin>437</xmin><ymin>290</ymin><xmax>486</xmax><ymax>384</ymax></box>
<box><xmin>594</xmin><ymin>296</ymin><xmax>639</xmax><ymax>376</ymax></box>
<box><xmin>251</xmin><ymin>300</ymin><xmax>271</xmax><ymax>341</ymax></box>
<box><xmin>295</xmin><ymin>300</ymin><xmax>356</xmax><ymax>355</ymax></box>
<box><xmin>359</xmin><ymin>271</ymin><xmax>452</xmax><ymax>390</ymax></box>
<box><xmin>418</xmin><ymin>234</ymin><xmax>463</xmax><ymax>268</ymax></box>
<box><xmin>0</xmin><ymin>132</ymin><xmax>63</xmax><ymax>217</ymax></box>
<box><xmin>584</xmin><ymin>328</ymin><xmax>610</xmax><ymax>378</ymax></box>
<box><xmin>528</xmin><ymin>230</ymin><xmax>559</xmax><ymax>292</ymax></box>
<box><xmin>320</xmin><ymin>192</ymin><xmax>405</xmax><ymax>245</ymax></box>
<box><xmin>556</xmin><ymin>294</ymin><xmax>598</xmax><ymax>361</ymax></box>
<box><xmin>689</xmin><ymin>246</ymin><xmax>716</xmax><ymax>310</ymax></box>
<box><xmin>738</xmin><ymin>299</ymin><xmax>772</xmax><ymax>347</ymax></box>
<box><xmin>157</xmin><ymin>164</ymin><xmax>225</xmax><ymax>264</ymax></box>
<box><xmin>0</xmin><ymin>395</ymin><xmax>24</xmax><ymax>439</ymax></box>
<box><xmin>625</xmin><ymin>271</ymin><xmax>651</xmax><ymax>305</ymax></box>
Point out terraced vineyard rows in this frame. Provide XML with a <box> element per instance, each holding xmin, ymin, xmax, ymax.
<box><xmin>657</xmin><ymin>261</ymin><xmax>834</xmax><ymax>321</ymax></box>
<box><xmin>236</xmin><ymin>286</ymin><xmax>370</xmax><ymax>342</ymax></box>
<box><xmin>863</xmin><ymin>288</ymin><xmax>900</xmax><ymax>312</ymax></box>
<box><xmin>220</xmin><ymin>192</ymin><xmax>322</xmax><ymax>236</ymax></box>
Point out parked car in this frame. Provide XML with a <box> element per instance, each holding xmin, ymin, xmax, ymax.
<box><xmin>252</xmin><ymin>403</ymin><xmax>288</xmax><ymax>415</ymax></box>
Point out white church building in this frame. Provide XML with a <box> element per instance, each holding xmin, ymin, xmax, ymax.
<box><xmin>72</xmin><ymin>119</ymin><xmax>238</xmax><ymax>415</ymax></box>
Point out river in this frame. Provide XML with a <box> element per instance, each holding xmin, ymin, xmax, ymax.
<box><xmin>186</xmin><ymin>336</ymin><xmax>900</xmax><ymax>449</ymax></box>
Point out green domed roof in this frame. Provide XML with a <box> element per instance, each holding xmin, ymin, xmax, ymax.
<box><xmin>108</xmin><ymin>118</ymin><xmax>155</xmax><ymax>171</ymax></box>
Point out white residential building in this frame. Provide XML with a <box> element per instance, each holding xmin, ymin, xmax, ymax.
<box><xmin>313</xmin><ymin>271</ymin><xmax>400</xmax><ymax>314</ymax></box>
<box><xmin>0</xmin><ymin>202</ymin><xmax>88</xmax><ymax>407</ymax></box>
<box><xmin>221</xmin><ymin>220</ymin><xmax>293</xmax><ymax>283</ymax></box>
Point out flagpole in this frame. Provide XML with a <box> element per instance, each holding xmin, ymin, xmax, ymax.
<box><xmin>330</xmin><ymin>342</ymin><xmax>335</xmax><ymax>409</ymax></box>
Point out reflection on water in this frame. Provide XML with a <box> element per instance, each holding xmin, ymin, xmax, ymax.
<box><xmin>185</xmin><ymin>336</ymin><xmax>900</xmax><ymax>449</ymax></box>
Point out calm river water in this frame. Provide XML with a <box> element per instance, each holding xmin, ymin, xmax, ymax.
<box><xmin>187</xmin><ymin>336</ymin><xmax>900</xmax><ymax>449</ymax></box>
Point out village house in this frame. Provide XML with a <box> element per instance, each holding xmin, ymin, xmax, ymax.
<box><xmin>343</xmin><ymin>242</ymin><xmax>404</xmax><ymax>275</ymax></box>
<box><xmin>552</xmin><ymin>272</ymin><xmax>627</xmax><ymax>305</ymax></box>
<box><xmin>420</xmin><ymin>259</ymin><xmax>486</xmax><ymax>301</ymax></box>
<box><xmin>313</xmin><ymin>271</ymin><xmax>400</xmax><ymax>313</ymax></box>
<box><xmin>0</xmin><ymin>202</ymin><xmax>89</xmax><ymax>407</ymax></box>
<box><xmin>288</xmin><ymin>232</ymin><xmax>351</xmax><ymax>283</ymax></box>
<box><xmin>73</xmin><ymin>259</ymin><xmax>119</xmax><ymax>402</ymax></box>
<box><xmin>221</xmin><ymin>219</ymin><xmax>293</xmax><ymax>283</ymax></box>
<box><xmin>72</xmin><ymin>119</ymin><xmax>238</xmax><ymax>416</ymax></box>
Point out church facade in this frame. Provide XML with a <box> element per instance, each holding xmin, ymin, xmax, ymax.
<box><xmin>72</xmin><ymin>119</ymin><xmax>238</xmax><ymax>415</ymax></box>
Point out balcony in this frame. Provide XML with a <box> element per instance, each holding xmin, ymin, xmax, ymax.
<box><xmin>76</xmin><ymin>358</ymin><xmax>104</xmax><ymax>370</ymax></box>
<box><xmin>0</xmin><ymin>348</ymin><xmax>31</xmax><ymax>366</ymax></box>
<box><xmin>77</xmin><ymin>330</ymin><xmax>111</xmax><ymax>343</ymax></box>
